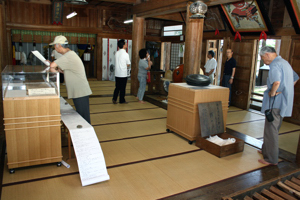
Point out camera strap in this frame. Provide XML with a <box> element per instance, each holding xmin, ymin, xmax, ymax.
<box><xmin>268</xmin><ymin>93</ymin><xmax>277</xmax><ymax>112</ymax></box>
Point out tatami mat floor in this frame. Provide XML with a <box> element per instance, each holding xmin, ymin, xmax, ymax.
<box><xmin>1</xmin><ymin>81</ymin><xmax>299</xmax><ymax>200</ymax></box>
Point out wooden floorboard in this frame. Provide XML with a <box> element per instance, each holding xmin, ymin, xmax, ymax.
<box><xmin>160</xmin><ymin>162</ymin><xmax>300</xmax><ymax>200</ymax></box>
<box><xmin>1</xmin><ymin>85</ymin><xmax>300</xmax><ymax>200</ymax></box>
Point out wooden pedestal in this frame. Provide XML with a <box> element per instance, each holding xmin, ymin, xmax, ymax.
<box><xmin>166</xmin><ymin>83</ymin><xmax>229</xmax><ymax>142</ymax></box>
<box><xmin>3</xmin><ymin>96</ymin><xmax>62</xmax><ymax>170</ymax></box>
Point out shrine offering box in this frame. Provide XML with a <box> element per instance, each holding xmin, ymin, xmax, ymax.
<box><xmin>2</xmin><ymin>65</ymin><xmax>62</xmax><ymax>172</ymax></box>
<box><xmin>195</xmin><ymin>102</ymin><xmax>244</xmax><ymax>158</ymax></box>
<box><xmin>167</xmin><ymin>83</ymin><xmax>229</xmax><ymax>142</ymax></box>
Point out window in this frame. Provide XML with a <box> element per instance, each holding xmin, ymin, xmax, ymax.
<box><xmin>163</xmin><ymin>25</ymin><xmax>183</xmax><ymax>36</ymax></box>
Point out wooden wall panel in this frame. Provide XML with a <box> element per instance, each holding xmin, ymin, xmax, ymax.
<box><xmin>229</xmin><ymin>40</ymin><xmax>257</xmax><ymax>110</ymax></box>
<box><xmin>201</xmin><ymin>40</ymin><xmax>207</xmax><ymax>73</ymax></box>
<box><xmin>287</xmin><ymin>40</ymin><xmax>300</xmax><ymax>124</ymax></box>
<box><xmin>234</xmin><ymin>66</ymin><xmax>251</xmax><ymax>81</ymax></box>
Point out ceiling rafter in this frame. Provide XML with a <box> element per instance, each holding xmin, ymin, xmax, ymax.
<box><xmin>132</xmin><ymin>0</ymin><xmax>241</xmax><ymax>18</ymax></box>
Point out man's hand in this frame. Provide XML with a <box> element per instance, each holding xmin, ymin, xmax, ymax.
<box><xmin>268</xmin><ymin>91</ymin><xmax>281</xmax><ymax>97</ymax></box>
<box><xmin>45</xmin><ymin>60</ymin><xmax>51</xmax><ymax>66</ymax></box>
<box><xmin>229</xmin><ymin>78</ymin><xmax>233</xmax><ymax>84</ymax></box>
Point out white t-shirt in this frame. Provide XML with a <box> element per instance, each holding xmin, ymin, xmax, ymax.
<box><xmin>54</xmin><ymin>51</ymin><xmax>92</xmax><ymax>99</ymax></box>
<box><xmin>204</xmin><ymin>58</ymin><xmax>217</xmax><ymax>73</ymax></box>
<box><xmin>51</xmin><ymin>50</ymin><xmax>63</xmax><ymax>60</ymax></box>
<box><xmin>115</xmin><ymin>49</ymin><xmax>131</xmax><ymax>77</ymax></box>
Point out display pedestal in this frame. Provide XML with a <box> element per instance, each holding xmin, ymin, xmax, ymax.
<box><xmin>3</xmin><ymin>96</ymin><xmax>62</xmax><ymax>170</ymax></box>
<box><xmin>166</xmin><ymin>83</ymin><xmax>229</xmax><ymax>142</ymax></box>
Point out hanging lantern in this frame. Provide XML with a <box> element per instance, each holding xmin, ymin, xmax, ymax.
<box><xmin>189</xmin><ymin>0</ymin><xmax>208</xmax><ymax>19</ymax></box>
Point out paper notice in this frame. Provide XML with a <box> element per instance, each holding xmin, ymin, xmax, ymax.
<box><xmin>31</xmin><ymin>50</ymin><xmax>50</xmax><ymax>67</ymax></box>
<box><xmin>70</xmin><ymin>127</ymin><xmax>110</xmax><ymax>186</ymax></box>
<box><xmin>60</xmin><ymin>98</ymin><xmax>110</xmax><ymax>186</ymax></box>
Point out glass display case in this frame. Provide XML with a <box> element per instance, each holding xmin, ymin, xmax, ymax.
<box><xmin>2</xmin><ymin>65</ymin><xmax>59</xmax><ymax>99</ymax></box>
<box><xmin>2</xmin><ymin>65</ymin><xmax>62</xmax><ymax>173</ymax></box>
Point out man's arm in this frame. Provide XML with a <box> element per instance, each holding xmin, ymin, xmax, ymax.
<box><xmin>49</xmin><ymin>61</ymin><xmax>59</xmax><ymax>72</ymax></box>
<box><xmin>269</xmin><ymin>81</ymin><xmax>280</xmax><ymax>97</ymax></box>
<box><xmin>229</xmin><ymin>68</ymin><xmax>236</xmax><ymax>84</ymax></box>
<box><xmin>207</xmin><ymin>69</ymin><xmax>214</xmax><ymax>76</ymax></box>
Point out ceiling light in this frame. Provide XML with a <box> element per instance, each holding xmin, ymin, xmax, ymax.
<box><xmin>65</xmin><ymin>0</ymin><xmax>88</xmax><ymax>5</ymax></box>
<box><xmin>124</xmin><ymin>19</ymin><xmax>133</xmax><ymax>24</ymax></box>
<box><xmin>66</xmin><ymin>11</ymin><xmax>77</xmax><ymax>19</ymax></box>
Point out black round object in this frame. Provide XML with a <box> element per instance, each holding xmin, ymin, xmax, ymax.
<box><xmin>186</xmin><ymin>74</ymin><xmax>211</xmax><ymax>86</ymax></box>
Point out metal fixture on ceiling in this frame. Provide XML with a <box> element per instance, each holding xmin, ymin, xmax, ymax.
<box><xmin>65</xmin><ymin>0</ymin><xmax>88</xmax><ymax>5</ymax></box>
<box><xmin>189</xmin><ymin>0</ymin><xmax>208</xmax><ymax>19</ymax></box>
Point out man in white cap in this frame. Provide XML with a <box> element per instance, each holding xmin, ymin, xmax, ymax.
<box><xmin>48</xmin><ymin>35</ymin><xmax>92</xmax><ymax>124</ymax></box>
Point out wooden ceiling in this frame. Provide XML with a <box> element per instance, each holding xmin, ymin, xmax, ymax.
<box><xmin>4</xmin><ymin>0</ymin><xmax>241</xmax><ymax>22</ymax></box>
<box><xmin>87</xmin><ymin>0</ymin><xmax>135</xmax><ymax>8</ymax></box>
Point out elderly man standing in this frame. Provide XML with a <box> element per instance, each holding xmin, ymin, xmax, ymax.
<box><xmin>259</xmin><ymin>46</ymin><xmax>299</xmax><ymax>165</ymax></box>
<box><xmin>204</xmin><ymin>50</ymin><xmax>217</xmax><ymax>84</ymax></box>
<box><xmin>48</xmin><ymin>35</ymin><xmax>92</xmax><ymax>124</ymax></box>
<box><xmin>222</xmin><ymin>49</ymin><xmax>236</xmax><ymax>106</ymax></box>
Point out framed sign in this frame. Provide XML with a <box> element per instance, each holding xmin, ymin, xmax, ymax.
<box><xmin>284</xmin><ymin>0</ymin><xmax>300</xmax><ymax>34</ymax></box>
<box><xmin>221</xmin><ymin>0</ymin><xmax>273</xmax><ymax>34</ymax></box>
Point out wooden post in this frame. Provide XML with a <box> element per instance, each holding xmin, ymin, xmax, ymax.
<box><xmin>6</xmin><ymin>29</ymin><xmax>12</xmax><ymax>65</ymax></box>
<box><xmin>296</xmin><ymin>133</ymin><xmax>300</xmax><ymax>164</ymax></box>
<box><xmin>96</xmin><ymin>34</ymin><xmax>102</xmax><ymax>81</ymax></box>
<box><xmin>131</xmin><ymin>15</ymin><xmax>145</xmax><ymax>96</ymax></box>
<box><xmin>0</xmin><ymin>2</ymin><xmax>8</xmax><ymax>69</ymax></box>
<box><xmin>183</xmin><ymin>1</ymin><xmax>205</xmax><ymax>78</ymax></box>
<box><xmin>164</xmin><ymin>42</ymin><xmax>171</xmax><ymax>71</ymax></box>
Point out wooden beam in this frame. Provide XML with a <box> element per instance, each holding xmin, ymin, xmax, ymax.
<box><xmin>132</xmin><ymin>0</ymin><xmax>241</xmax><ymax>18</ymax></box>
<box><xmin>152</xmin><ymin>13</ymin><xmax>184</xmax><ymax>22</ymax></box>
<box><xmin>8</xmin><ymin>0</ymin><xmax>51</xmax><ymax>5</ymax></box>
<box><xmin>96</xmin><ymin>0</ymin><xmax>137</xmax><ymax>4</ymax></box>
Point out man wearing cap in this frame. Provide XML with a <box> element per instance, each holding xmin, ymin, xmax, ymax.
<box><xmin>48</xmin><ymin>35</ymin><xmax>92</xmax><ymax>124</ymax></box>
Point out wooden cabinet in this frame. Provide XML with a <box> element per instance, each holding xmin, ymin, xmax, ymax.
<box><xmin>166</xmin><ymin>83</ymin><xmax>229</xmax><ymax>142</ymax></box>
<box><xmin>3</xmin><ymin>96</ymin><xmax>62</xmax><ymax>170</ymax></box>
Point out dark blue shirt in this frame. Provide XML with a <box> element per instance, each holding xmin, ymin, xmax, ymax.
<box><xmin>223</xmin><ymin>57</ymin><xmax>236</xmax><ymax>75</ymax></box>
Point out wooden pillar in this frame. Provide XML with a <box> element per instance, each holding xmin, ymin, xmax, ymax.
<box><xmin>6</xmin><ymin>29</ymin><xmax>12</xmax><ymax>66</ymax></box>
<box><xmin>183</xmin><ymin>1</ymin><xmax>205</xmax><ymax>78</ymax></box>
<box><xmin>96</xmin><ymin>34</ymin><xmax>102</xmax><ymax>81</ymax></box>
<box><xmin>0</xmin><ymin>3</ymin><xmax>3</xmax><ymax>69</ymax></box>
<box><xmin>0</xmin><ymin>2</ymin><xmax>8</xmax><ymax>69</ymax></box>
<box><xmin>296</xmin><ymin>133</ymin><xmax>300</xmax><ymax>164</ymax></box>
<box><xmin>131</xmin><ymin>15</ymin><xmax>145</xmax><ymax>96</ymax></box>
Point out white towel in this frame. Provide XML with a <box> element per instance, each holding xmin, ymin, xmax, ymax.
<box><xmin>206</xmin><ymin>135</ymin><xmax>236</xmax><ymax>146</ymax></box>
